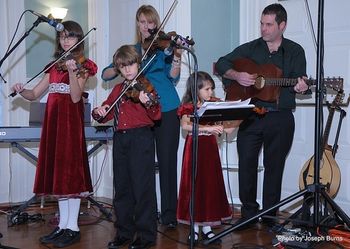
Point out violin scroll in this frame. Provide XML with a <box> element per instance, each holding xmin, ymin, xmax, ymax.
<box><xmin>142</xmin><ymin>30</ymin><xmax>195</xmax><ymax>55</ymax></box>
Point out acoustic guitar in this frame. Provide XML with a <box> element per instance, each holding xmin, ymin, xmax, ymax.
<box><xmin>298</xmin><ymin>90</ymin><xmax>343</xmax><ymax>198</ymax></box>
<box><xmin>225</xmin><ymin>58</ymin><xmax>343</xmax><ymax>102</ymax></box>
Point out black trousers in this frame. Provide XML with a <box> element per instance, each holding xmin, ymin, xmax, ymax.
<box><xmin>153</xmin><ymin>108</ymin><xmax>180</xmax><ymax>224</ymax></box>
<box><xmin>237</xmin><ymin>110</ymin><xmax>295</xmax><ymax>218</ymax></box>
<box><xmin>112</xmin><ymin>127</ymin><xmax>157</xmax><ymax>242</ymax></box>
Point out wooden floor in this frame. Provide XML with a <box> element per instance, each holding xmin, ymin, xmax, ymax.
<box><xmin>0</xmin><ymin>199</ymin><xmax>343</xmax><ymax>249</ymax></box>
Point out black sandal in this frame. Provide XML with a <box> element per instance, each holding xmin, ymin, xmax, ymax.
<box><xmin>201</xmin><ymin>230</ymin><xmax>222</xmax><ymax>244</ymax></box>
<box><xmin>187</xmin><ymin>232</ymin><xmax>199</xmax><ymax>245</ymax></box>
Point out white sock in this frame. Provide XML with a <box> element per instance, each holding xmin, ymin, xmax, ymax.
<box><xmin>189</xmin><ymin>224</ymin><xmax>199</xmax><ymax>239</ymax></box>
<box><xmin>58</xmin><ymin>198</ymin><xmax>69</xmax><ymax>229</ymax></box>
<box><xmin>66</xmin><ymin>198</ymin><xmax>81</xmax><ymax>232</ymax></box>
<box><xmin>202</xmin><ymin>226</ymin><xmax>214</xmax><ymax>238</ymax></box>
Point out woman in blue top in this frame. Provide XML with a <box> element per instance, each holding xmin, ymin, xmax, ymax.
<box><xmin>101</xmin><ymin>5</ymin><xmax>182</xmax><ymax>228</ymax></box>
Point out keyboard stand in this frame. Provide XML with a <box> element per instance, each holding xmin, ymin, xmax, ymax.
<box><xmin>5</xmin><ymin>127</ymin><xmax>113</xmax><ymax>226</ymax></box>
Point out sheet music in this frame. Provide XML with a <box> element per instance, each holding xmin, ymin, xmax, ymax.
<box><xmin>197</xmin><ymin>99</ymin><xmax>255</xmax><ymax>117</ymax></box>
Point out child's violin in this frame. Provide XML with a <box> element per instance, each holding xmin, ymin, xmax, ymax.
<box><xmin>56</xmin><ymin>52</ymin><xmax>89</xmax><ymax>78</ymax></box>
<box><xmin>125</xmin><ymin>74</ymin><xmax>159</xmax><ymax>107</ymax></box>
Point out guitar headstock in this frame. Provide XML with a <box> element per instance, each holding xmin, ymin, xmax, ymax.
<box><xmin>308</xmin><ymin>77</ymin><xmax>344</xmax><ymax>91</ymax></box>
<box><xmin>332</xmin><ymin>89</ymin><xmax>345</xmax><ymax>106</ymax></box>
<box><xmin>323</xmin><ymin>77</ymin><xmax>343</xmax><ymax>92</ymax></box>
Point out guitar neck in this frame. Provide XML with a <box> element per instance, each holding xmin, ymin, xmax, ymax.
<box><xmin>322</xmin><ymin>107</ymin><xmax>335</xmax><ymax>149</ymax></box>
<box><xmin>264</xmin><ymin>77</ymin><xmax>343</xmax><ymax>91</ymax></box>
<box><xmin>264</xmin><ymin>78</ymin><xmax>318</xmax><ymax>87</ymax></box>
<box><xmin>265</xmin><ymin>78</ymin><xmax>299</xmax><ymax>87</ymax></box>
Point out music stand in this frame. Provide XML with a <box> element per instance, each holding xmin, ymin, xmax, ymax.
<box><xmin>197</xmin><ymin>101</ymin><xmax>254</xmax><ymax>123</ymax></box>
<box><xmin>204</xmin><ymin>0</ymin><xmax>350</xmax><ymax>245</ymax></box>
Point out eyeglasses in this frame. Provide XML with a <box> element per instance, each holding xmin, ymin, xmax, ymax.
<box><xmin>59</xmin><ymin>35</ymin><xmax>77</xmax><ymax>41</ymax></box>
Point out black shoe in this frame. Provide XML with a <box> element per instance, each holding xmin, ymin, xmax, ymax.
<box><xmin>187</xmin><ymin>232</ymin><xmax>199</xmax><ymax>245</ymax></box>
<box><xmin>128</xmin><ymin>237</ymin><xmax>155</xmax><ymax>249</ymax></box>
<box><xmin>201</xmin><ymin>230</ymin><xmax>221</xmax><ymax>244</ymax></box>
<box><xmin>39</xmin><ymin>227</ymin><xmax>65</xmax><ymax>244</ymax></box>
<box><xmin>166</xmin><ymin>221</ymin><xmax>178</xmax><ymax>229</ymax></box>
<box><xmin>108</xmin><ymin>236</ymin><xmax>132</xmax><ymax>249</ymax></box>
<box><xmin>53</xmin><ymin>228</ymin><xmax>80</xmax><ymax>248</ymax></box>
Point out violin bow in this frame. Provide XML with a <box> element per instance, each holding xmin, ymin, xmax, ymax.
<box><xmin>141</xmin><ymin>0</ymin><xmax>178</xmax><ymax>62</ymax></box>
<box><xmin>9</xmin><ymin>27</ymin><xmax>97</xmax><ymax>97</ymax></box>
<box><xmin>98</xmin><ymin>53</ymin><xmax>157</xmax><ymax>121</ymax></box>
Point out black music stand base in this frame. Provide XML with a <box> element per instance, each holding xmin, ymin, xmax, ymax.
<box><xmin>203</xmin><ymin>184</ymin><xmax>350</xmax><ymax>245</ymax></box>
<box><xmin>86</xmin><ymin>196</ymin><xmax>112</xmax><ymax>221</ymax></box>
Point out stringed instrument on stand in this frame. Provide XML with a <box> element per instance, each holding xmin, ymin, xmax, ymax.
<box><xmin>298</xmin><ymin>90</ymin><xmax>344</xmax><ymax>198</ymax></box>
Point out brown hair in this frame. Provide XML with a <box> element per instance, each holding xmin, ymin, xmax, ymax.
<box><xmin>54</xmin><ymin>20</ymin><xmax>84</xmax><ymax>58</ymax></box>
<box><xmin>262</xmin><ymin>3</ymin><xmax>287</xmax><ymax>25</ymax></box>
<box><xmin>182</xmin><ymin>71</ymin><xmax>215</xmax><ymax>104</ymax></box>
<box><xmin>113</xmin><ymin>45</ymin><xmax>140</xmax><ymax>73</ymax></box>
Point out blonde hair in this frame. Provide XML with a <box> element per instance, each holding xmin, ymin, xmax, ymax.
<box><xmin>135</xmin><ymin>5</ymin><xmax>161</xmax><ymax>43</ymax></box>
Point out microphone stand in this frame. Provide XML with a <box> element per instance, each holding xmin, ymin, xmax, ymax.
<box><xmin>0</xmin><ymin>17</ymin><xmax>43</xmax><ymax>75</ymax></box>
<box><xmin>178</xmin><ymin>45</ymin><xmax>198</xmax><ymax>249</ymax></box>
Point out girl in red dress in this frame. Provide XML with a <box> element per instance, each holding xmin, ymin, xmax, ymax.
<box><xmin>11</xmin><ymin>21</ymin><xmax>97</xmax><ymax>248</ymax></box>
<box><xmin>177</xmin><ymin>71</ymin><xmax>234</xmax><ymax>244</ymax></box>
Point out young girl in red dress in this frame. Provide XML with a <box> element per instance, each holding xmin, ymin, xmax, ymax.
<box><xmin>177</xmin><ymin>71</ymin><xmax>234</xmax><ymax>244</ymax></box>
<box><xmin>11</xmin><ymin>21</ymin><xmax>97</xmax><ymax>248</ymax></box>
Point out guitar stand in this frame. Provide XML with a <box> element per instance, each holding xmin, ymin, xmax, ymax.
<box><xmin>280</xmin><ymin>102</ymin><xmax>347</xmax><ymax>227</ymax></box>
<box><xmin>203</xmin><ymin>183</ymin><xmax>350</xmax><ymax>245</ymax></box>
<box><xmin>331</xmin><ymin>104</ymin><xmax>346</xmax><ymax>157</ymax></box>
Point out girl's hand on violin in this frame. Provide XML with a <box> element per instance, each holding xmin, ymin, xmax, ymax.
<box><xmin>205</xmin><ymin>125</ymin><xmax>224</xmax><ymax>135</ymax></box>
<box><xmin>138</xmin><ymin>91</ymin><xmax>150</xmax><ymax>104</ymax></box>
<box><xmin>65</xmin><ymin>59</ymin><xmax>78</xmax><ymax>73</ymax></box>
<box><xmin>11</xmin><ymin>83</ymin><xmax>25</xmax><ymax>93</ymax></box>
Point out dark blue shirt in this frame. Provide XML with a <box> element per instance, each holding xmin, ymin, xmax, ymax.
<box><xmin>215</xmin><ymin>37</ymin><xmax>307</xmax><ymax>109</ymax></box>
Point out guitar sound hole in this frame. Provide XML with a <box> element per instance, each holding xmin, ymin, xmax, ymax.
<box><xmin>255</xmin><ymin>76</ymin><xmax>265</xmax><ymax>89</ymax></box>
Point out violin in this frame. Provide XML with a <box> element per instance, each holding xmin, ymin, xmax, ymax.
<box><xmin>142</xmin><ymin>30</ymin><xmax>195</xmax><ymax>55</ymax></box>
<box><xmin>56</xmin><ymin>52</ymin><xmax>89</xmax><ymax>79</ymax></box>
<box><xmin>125</xmin><ymin>74</ymin><xmax>159</xmax><ymax>107</ymax></box>
<box><xmin>202</xmin><ymin>96</ymin><xmax>242</xmax><ymax>129</ymax></box>
<box><xmin>208</xmin><ymin>96</ymin><xmax>222</xmax><ymax>102</ymax></box>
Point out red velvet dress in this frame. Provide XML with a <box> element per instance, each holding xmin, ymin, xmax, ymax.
<box><xmin>176</xmin><ymin>103</ymin><xmax>232</xmax><ymax>226</ymax></box>
<box><xmin>33</xmin><ymin>59</ymin><xmax>97</xmax><ymax>197</ymax></box>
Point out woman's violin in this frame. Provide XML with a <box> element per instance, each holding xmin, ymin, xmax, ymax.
<box><xmin>56</xmin><ymin>52</ymin><xmax>89</xmax><ymax>79</ymax></box>
<box><xmin>142</xmin><ymin>30</ymin><xmax>195</xmax><ymax>55</ymax></box>
<box><xmin>125</xmin><ymin>74</ymin><xmax>159</xmax><ymax>107</ymax></box>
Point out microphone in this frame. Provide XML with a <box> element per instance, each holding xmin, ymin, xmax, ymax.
<box><xmin>29</xmin><ymin>10</ymin><xmax>64</xmax><ymax>32</ymax></box>
<box><xmin>164</xmin><ymin>36</ymin><xmax>179</xmax><ymax>56</ymax></box>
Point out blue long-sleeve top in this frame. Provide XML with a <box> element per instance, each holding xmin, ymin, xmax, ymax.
<box><xmin>101</xmin><ymin>44</ymin><xmax>180</xmax><ymax>112</ymax></box>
